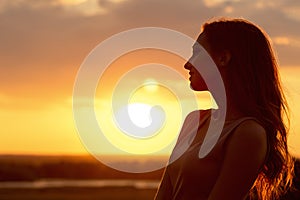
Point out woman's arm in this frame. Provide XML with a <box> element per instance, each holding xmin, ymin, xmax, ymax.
<box><xmin>208</xmin><ymin>120</ymin><xmax>267</xmax><ymax>200</ymax></box>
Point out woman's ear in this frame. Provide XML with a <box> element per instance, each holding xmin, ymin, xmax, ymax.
<box><xmin>219</xmin><ymin>50</ymin><xmax>231</xmax><ymax>67</ymax></box>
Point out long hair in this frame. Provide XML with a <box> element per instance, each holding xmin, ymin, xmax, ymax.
<box><xmin>202</xmin><ymin>18</ymin><xmax>294</xmax><ymax>199</ymax></box>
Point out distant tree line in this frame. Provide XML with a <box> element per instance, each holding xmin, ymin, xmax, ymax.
<box><xmin>0</xmin><ymin>155</ymin><xmax>164</xmax><ymax>181</ymax></box>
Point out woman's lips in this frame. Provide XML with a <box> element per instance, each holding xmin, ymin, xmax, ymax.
<box><xmin>189</xmin><ymin>72</ymin><xmax>193</xmax><ymax>80</ymax></box>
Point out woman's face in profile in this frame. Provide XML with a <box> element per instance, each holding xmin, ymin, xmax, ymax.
<box><xmin>184</xmin><ymin>33</ymin><xmax>212</xmax><ymax>91</ymax></box>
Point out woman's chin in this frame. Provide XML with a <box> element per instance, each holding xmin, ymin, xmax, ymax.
<box><xmin>190</xmin><ymin>83</ymin><xmax>208</xmax><ymax>91</ymax></box>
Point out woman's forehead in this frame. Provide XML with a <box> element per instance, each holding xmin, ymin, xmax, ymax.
<box><xmin>195</xmin><ymin>33</ymin><xmax>212</xmax><ymax>53</ymax></box>
<box><xmin>196</xmin><ymin>32</ymin><xmax>206</xmax><ymax>42</ymax></box>
<box><xmin>193</xmin><ymin>33</ymin><xmax>205</xmax><ymax>49</ymax></box>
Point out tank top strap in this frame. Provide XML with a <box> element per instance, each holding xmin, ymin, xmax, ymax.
<box><xmin>214</xmin><ymin>117</ymin><xmax>269</xmax><ymax>168</ymax></box>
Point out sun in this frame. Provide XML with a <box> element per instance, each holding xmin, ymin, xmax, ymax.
<box><xmin>113</xmin><ymin>103</ymin><xmax>166</xmax><ymax>139</ymax></box>
<box><xmin>127</xmin><ymin>103</ymin><xmax>152</xmax><ymax>128</ymax></box>
<box><xmin>94</xmin><ymin>78</ymin><xmax>182</xmax><ymax>154</ymax></box>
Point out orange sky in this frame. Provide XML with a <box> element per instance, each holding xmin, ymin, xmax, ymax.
<box><xmin>0</xmin><ymin>0</ymin><xmax>300</xmax><ymax>157</ymax></box>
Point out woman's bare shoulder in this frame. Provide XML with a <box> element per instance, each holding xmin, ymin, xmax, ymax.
<box><xmin>225</xmin><ymin>118</ymin><xmax>268</xmax><ymax>167</ymax></box>
<box><xmin>207</xmin><ymin>119</ymin><xmax>268</xmax><ymax>199</ymax></box>
<box><xmin>232</xmin><ymin>119</ymin><xmax>267</xmax><ymax>146</ymax></box>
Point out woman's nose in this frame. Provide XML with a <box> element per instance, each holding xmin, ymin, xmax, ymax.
<box><xmin>184</xmin><ymin>61</ymin><xmax>193</xmax><ymax>70</ymax></box>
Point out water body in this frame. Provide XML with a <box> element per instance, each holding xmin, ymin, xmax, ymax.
<box><xmin>0</xmin><ymin>179</ymin><xmax>160</xmax><ymax>189</ymax></box>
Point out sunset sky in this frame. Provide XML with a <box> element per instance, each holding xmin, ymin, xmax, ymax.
<box><xmin>1</xmin><ymin>0</ymin><xmax>300</xmax><ymax>157</ymax></box>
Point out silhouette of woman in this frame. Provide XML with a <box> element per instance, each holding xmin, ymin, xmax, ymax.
<box><xmin>155</xmin><ymin>18</ymin><xmax>294</xmax><ymax>200</ymax></box>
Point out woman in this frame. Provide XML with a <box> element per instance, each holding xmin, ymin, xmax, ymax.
<box><xmin>155</xmin><ymin>18</ymin><xmax>294</xmax><ymax>200</ymax></box>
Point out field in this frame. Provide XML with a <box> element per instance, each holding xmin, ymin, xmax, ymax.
<box><xmin>0</xmin><ymin>155</ymin><xmax>166</xmax><ymax>181</ymax></box>
<box><xmin>0</xmin><ymin>155</ymin><xmax>299</xmax><ymax>200</ymax></box>
<box><xmin>0</xmin><ymin>155</ymin><xmax>163</xmax><ymax>200</ymax></box>
<box><xmin>0</xmin><ymin>187</ymin><xmax>157</xmax><ymax>200</ymax></box>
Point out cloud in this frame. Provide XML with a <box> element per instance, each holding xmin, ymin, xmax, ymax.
<box><xmin>0</xmin><ymin>0</ymin><xmax>300</xmax><ymax>108</ymax></box>
<box><xmin>0</xmin><ymin>0</ymin><xmax>126</xmax><ymax>16</ymax></box>
<box><xmin>283</xmin><ymin>7</ymin><xmax>300</xmax><ymax>21</ymax></box>
<box><xmin>202</xmin><ymin>0</ymin><xmax>240</xmax><ymax>8</ymax></box>
<box><xmin>273</xmin><ymin>37</ymin><xmax>291</xmax><ymax>46</ymax></box>
<box><xmin>59</xmin><ymin>0</ymin><xmax>107</xmax><ymax>16</ymax></box>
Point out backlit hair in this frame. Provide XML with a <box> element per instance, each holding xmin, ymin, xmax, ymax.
<box><xmin>202</xmin><ymin>18</ymin><xmax>294</xmax><ymax>199</ymax></box>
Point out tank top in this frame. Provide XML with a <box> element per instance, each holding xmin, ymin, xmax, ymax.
<box><xmin>155</xmin><ymin>109</ymin><xmax>261</xmax><ymax>200</ymax></box>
